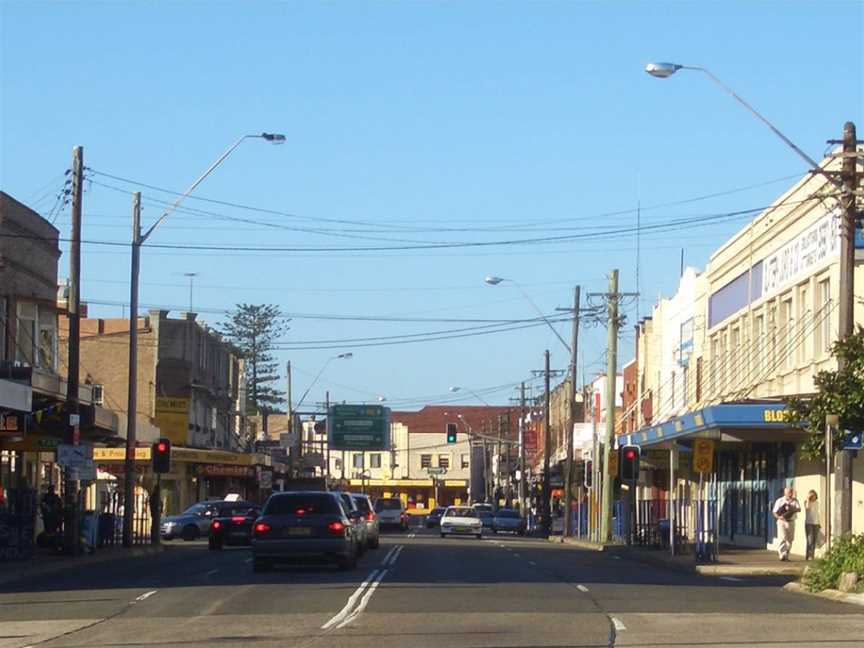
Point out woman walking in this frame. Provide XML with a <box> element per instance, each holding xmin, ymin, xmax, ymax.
<box><xmin>804</xmin><ymin>490</ymin><xmax>821</xmax><ymax>560</ymax></box>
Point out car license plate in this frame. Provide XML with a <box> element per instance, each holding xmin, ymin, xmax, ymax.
<box><xmin>287</xmin><ymin>527</ymin><xmax>311</xmax><ymax>537</ymax></box>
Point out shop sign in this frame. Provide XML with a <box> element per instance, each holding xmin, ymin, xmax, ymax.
<box><xmin>693</xmin><ymin>439</ymin><xmax>715</xmax><ymax>474</ymax></box>
<box><xmin>173</xmin><ymin>447</ymin><xmax>253</xmax><ymax>465</ymax></box>
<box><xmin>0</xmin><ymin>413</ymin><xmax>21</xmax><ymax>431</ymax></box>
<box><xmin>154</xmin><ymin>397</ymin><xmax>189</xmax><ymax>446</ymax></box>
<box><xmin>523</xmin><ymin>429</ymin><xmax>538</xmax><ymax>451</ymax></box>
<box><xmin>93</xmin><ymin>447</ymin><xmax>150</xmax><ymax>462</ymax></box>
<box><xmin>98</xmin><ymin>463</ymin><xmax>149</xmax><ymax>476</ymax></box>
<box><xmin>0</xmin><ymin>435</ymin><xmax>60</xmax><ymax>452</ymax></box>
<box><xmin>195</xmin><ymin>464</ymin><xmax>255</xmax><ymax>478</ymax></box>
<box><xmin>763</xmin><ymin>408</ymin><xmax>791</xmax><ymax>423</ymax></box>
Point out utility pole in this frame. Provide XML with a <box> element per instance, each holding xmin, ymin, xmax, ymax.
<box><xmin>286</xmin><ymin>361</ymin><xmax>294</xmax><ymax>475</ymax></box>
<box><xmin>518</xmin><ymin>382</ymin><xmax>527</xmax><ymax>512</ymax></box>
<box><xmin>325</xmin><ymin>390</ymin><xmax>331</xmax><ymax>483</ymax></box>
<box><xmin>122</xmin><ymin>192</ymin><xmax>141</xmax><ymax>548</ymax></box>
<box><xmin>497</xmin><ymin>413</ymin><xmax>503</xmax><ymax>504</ymax></box>
<box><xmin>563</xmin><ymin>286</ymin><xmax>581</xmax><ymax>537</ymax></box>
<box><xmin>64</xmin><ymin>146</ymin><xmax>83</xmax><ymax>556</ymax></box>
<box><xmin>543</xmin><ymin>349</ymin><xmax>552</xmax><ymax>537</ymax></box>
<box><xmin>599</xmin><ymin>270</ymin><xmax>620</xmax><ymax>543</ymax></box>
<box><xmin>835</xmin><ymin>121</ymin><xmax>859</xmax><ymax>536</ymax></box>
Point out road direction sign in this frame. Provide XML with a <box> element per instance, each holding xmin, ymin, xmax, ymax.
<box><xmin>328</xmin><ymin>404</ymin><xmax>390</xmax><ymax>451</ymax></box>
<box><xmin>57</xmin><ymin>443</ymin><xmax>92</xmax><ymax>469</ymax></box>
<box><xmin>427</xmin><ymin>467</ymin><xmax>447</xmax><ymax>476</ymax></box>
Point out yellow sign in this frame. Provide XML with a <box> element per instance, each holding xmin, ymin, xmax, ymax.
<box><xmin>155</xmin><ymin>397</ymin><xmax>189</xmax><ymax>446</ymax></box>
<box><xmin>172</xmin><ymin>447</ymin><xmax>254</xmax><ymax>466</ymax></box>
<box><xmin>93</xmin><ymin>447</ymin><xmax>150</xmax><ymax>461</ymax></box>
<box><xmin>763</xmin><ymin>408</ymin><xmax>790</xmax><ymax>423</ymax></box>
<box><xmin>348</xmin><ymin>478</ymin><xmax>433</xmax><ymax>487</ymax></box>
<box><xmin>608</xmin><ymin>447</ymin><xmax>619</xmax><ymax>477</ymax></box>
<box><xmin>693</xmin><ymin>439</ymin><xmax>714</xmax><ymax>474</ymax></box>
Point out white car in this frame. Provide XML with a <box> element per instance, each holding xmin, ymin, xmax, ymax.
<box><xmin>440</xmin><ymin>506</ymin><xmax>483</xmax><ymax>539</ymax></box>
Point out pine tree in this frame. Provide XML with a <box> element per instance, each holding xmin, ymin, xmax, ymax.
<box><xmin>221</xmin><ymin>304</ymin><xmax>288</xmax><ymax>439</ymax></box>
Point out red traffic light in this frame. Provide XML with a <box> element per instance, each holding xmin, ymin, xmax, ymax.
<box><xmin>156</xmin><ymin>442</ymin><xmax>168</xmax><ymax>453</ymax></box>
<box><xmin>625</xmin><ymin>449</ymin><xmax>637</xmax><ymax>460</ymax></box>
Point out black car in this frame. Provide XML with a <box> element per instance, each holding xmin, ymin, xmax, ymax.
<box><xmin>425</xmin><ymin>507</ymin><xmax>446</xmax><ymax>528</ymax></box>
<box><xmin>208</xmin><ymin>501</ymin><xmax>261</xmax><ymax>550</ymax></box>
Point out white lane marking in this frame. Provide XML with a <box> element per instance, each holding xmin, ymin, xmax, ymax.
<box><xmin>529</xmin><ymin>561</ymin><xmax>537</xmax><ymax>566</ymax></box>
<box><xmin>244</xmin><ymin>557</ymin><xmax>252</xmax><ymax>564</ymax></box>
<box><xmin>612</xmin><ymin>555</ymin><xmax>621</xmax><ymax>560</ymax></box>
<box><xmin>612</xmin><ymin>617</ymin><xmax>626</xmax><ymax>631</ymax></box>
<box><xmin>576</xmin><ymin>584</ymin><xmax>589</xmax><ymax>592</ymax></box>
<box><xmin>134</xmin><ymin>590</ymin><xmax>157</xmax><ymax>603</ymax></box>
<box><xmin>204</xmin><ymin>569</ymin><xmax>219</xmax><ymax>577</ymax></box>
<box><xmin>380</xmin><ymin>546</ymin><xmax>397</xmax><ymax>566</ymax></box>
<box><xmin>407</xmin><ymin>532</ymin><xmax>416</xmax><ymax>539</ymax></box>
<box><xmin>336</xmin><ymin>569</ymin><xmax>388</xmax><ymax>629</ymax></box>
<box><xmin>321</xmin><ymin>570</ymin><xmax>379</xmax><ymax>630</ymax></box>
<box><xmin>387</xmin><ymin>545</ymin><xmax>404</xmax><ymax>566</ymax></box>
<box><xmin>514</xmin><ymin>553</ymin><xmax>521</xmax><ymax>558</ymax></box>
<box><xmin>720</xmin><ymin>576</ymin><xmax>743</xmax><ymax>582</ymax></box>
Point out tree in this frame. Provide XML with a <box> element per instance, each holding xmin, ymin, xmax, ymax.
<box><xmin>221</xmin><ymin>304</ymin><xmax>288</xmax><ymax>437</ymax></box>
<box><xmin>786</xmin><ymin>325</ymin><xmax>864</xmax><ymax>460</ymax></box>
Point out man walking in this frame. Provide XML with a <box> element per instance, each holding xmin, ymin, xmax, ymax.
<box><xmin>772</xmin><ymin>487</ymin><xmax>801</xmax><ymax>561</ymax></box>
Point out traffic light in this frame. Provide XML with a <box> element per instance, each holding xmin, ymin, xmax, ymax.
<box><xmin>620</xmin><ymin>444</ymin><xmax>640</xmax><ymax>482</ymax></box>
<box><xmin>152</xmin><ymin>438</ymin><xmax>171</xmax><ymax>473</ymax></box>
<box><xmin>446</xmin><ymin>422</ymin><xmax>458</xmax><ymax>444</ymax></box>
<box><xmin>584</xmin><ymin>460</ymin><xmax>593</xmax><ymax>488</ymax></box>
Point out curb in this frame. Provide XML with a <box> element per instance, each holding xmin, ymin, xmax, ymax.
<box><xmin>783</xmin><ymin>581</ymin><xmax>864</xmax><ymax>607</ymax></box>
<box><xmin>0</xmin><ymin>544</ymin><xmax>167</xmax><ymax>586</ymax></box>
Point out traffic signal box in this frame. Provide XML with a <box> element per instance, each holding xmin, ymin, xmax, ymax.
<box><xmin>446</xmin><ymin>422</ymin><xmax>458</xmax><ymax>444</ymax></box>
<box><xmin>152</xmin><ymin>438</ymin><xmax>172</xmax><ymax>473</ymax></box>
<box><xmin>619</xmin><ymin>444</ymin><xmax>640</xmax><ymax>482</ymax></box>
<box><xmin>584</xmin><ymin>460</ymin><xmax>593</xmax><ymax>488</ymax></box>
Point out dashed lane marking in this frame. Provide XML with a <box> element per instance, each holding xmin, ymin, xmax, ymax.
<box><xmin>133</xmin><ymin>590</ymin><xmax>157</xmax><ymax>603</ymax></box>
<box><xmin>204</xmin><ymin>569</ymin><xmax>219</xmax><ymax>577</ymax></box>
<box><xmin>720</xmin><ymin>576</ymin><xmax>743</xmax><ymax>582</ymax></box>
<box><xmin>321</xmin><ymin>570</ymin><xmax>380</xmax><ymax>630</ymax></box>
<box><xmin>529</xmin><ymin>561</ymin><xmax>537</xmax><ymax>566</ymax></box>
<box><xmin>244</xmin><ymin>558</ymin><xmax>252</xmax><ymax>564</ymax></box>
<box><xmin>576</xmin><ymin>584</ymin><xmax>589</xmax><ymax>592</ymax></box>
<box><xmin>612</xmin><ymin>617</ymin><xmax>626</xmax><ymax>631</ymax></box>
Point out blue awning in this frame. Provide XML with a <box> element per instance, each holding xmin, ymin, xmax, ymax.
<box><xmin>620</xmin><ymin>403</ymin><xmax>795</xmax><ymax>448</ymax></box>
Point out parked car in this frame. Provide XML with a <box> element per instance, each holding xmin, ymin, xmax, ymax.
<box><xmin>350</xmin><ymin>493</ymin><xmax>380</xmax><ymax>549</ymax></box>
<box><xmin>425</xmin><ymin>507</ymin><xmax>446</xmax><ymax>528</ymax></box>
<box><xmin>477</xmin><ymin>509</ymin><xmax>494</xmax><ymax>529</ymax></box>
<box><xmin>492</xmin><ymin>508</ymin><xmax>526</xmax><ymax>535</ymax></box>
<box><xmin>335</xmin><ymin>491</ymin><xmax>368</xmax><ymax>553</ymax></box>
<box><xmin>374</xmin><ymin>497</ymin><xmax>408</xmax><ymax>531</ymax></box>
<box><xmin>440</xmin><ymin>506</ymin><xmax>483</xmax><ymax>539</ymax></box>
<box><xmin>208</xmin><ymin>502</ymin><xmax>262</xmax><ymax>549</ymax></box>
<box><xmin>473</xmin><ymin>503</ymin><xmax>494</xmax><ymax>514</ymax></box>
<box><xmin>250</xmin><ymin>491</ymin><xmax>360</xmax><ymax>572</ymax></box>
<box><xmin>161</xmin><ymin>500</ymin><xmax>224</xmax><ymax>541</ymax></box>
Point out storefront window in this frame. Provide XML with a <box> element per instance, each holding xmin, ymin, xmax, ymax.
<box><xmin>370</xmin><ymin>453</ymin><xmax>381</xmax><ymax>468</ymax></box>
<box><xmin>420</xmin><ymin>454</ymin><xmax>432</xmax><ymax>468</ymax></box>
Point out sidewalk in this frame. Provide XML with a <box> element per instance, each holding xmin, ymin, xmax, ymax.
<box><xmin>549</xmin><ymin>536</ymin><xmax>805</xmax><ymax>577</ymax></box>
<box><xmin>0</xmin><ymin>544</ymin><xmax>166</xmax><ymax>586</ymax></box>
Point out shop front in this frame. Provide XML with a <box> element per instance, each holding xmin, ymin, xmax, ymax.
<box><xmin>346</xmin><ymin>478</ymin><xmax>469</xmax><ymax>511</ymax></box>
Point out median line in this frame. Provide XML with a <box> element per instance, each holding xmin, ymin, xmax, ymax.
<box><xmin>336</xmin><ymin>569</ymin><xmax>388</xmax><ymax>629</ymax></box>
<box><xmin>387</xmin><ymin>545</ymin><xmax>404</xmax><ymax>566</ymax></box>
<box><xmin>380</xmin><ymin>546</ymin><xmax>397</xmax><ymax>566</ymax></box>
<box><xmin>321</xmin><ymin>569</ymin><xmax>380</xmax><ymax>630</ymax></box>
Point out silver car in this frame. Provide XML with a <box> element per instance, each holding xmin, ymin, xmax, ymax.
<box><xmin>251</xmin><ymin>491</ymin><xmax>360</xmax><ymax>572</ymax></box>
<box><xmin>160</xmin><ymin>500</ymin><xmax>222</xmax><ymax>541</ymax></box>
<box><xmin>350</xmin><ymin>493</ymin><xmax>380</xmax><ymax>549</ymax></box>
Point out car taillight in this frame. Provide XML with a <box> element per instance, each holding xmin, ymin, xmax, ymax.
<box><xmin>366</xmin><ymin>511</ymin><xmax>376</xmax><ymax>521</ymax></box>
<box><xmin>253</xmin><ymin>522</ymin><xmax>271</xmax><ymax>535</ymax></box>
<box><xmin>327</xmin><ymin>521</ymin><xmax>346</xmax><ymax>536</ymax></box>
<box><xmin>211</xmin><ymin>520</ymin><xmax>222</xmax><ymax>530</ymax></box>
<box><xmin>231</xmin><ymin>516</ymin><xmax>245</xmax><ymax>525</ymax></box>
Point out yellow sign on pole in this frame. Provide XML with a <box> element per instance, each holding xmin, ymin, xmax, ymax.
<box><xmin>155</xmin><ymin>397</ymin><xmax>189</xmax><ymax>446</ymax></box>
<box><xmin>692</xmin><ymin>439</ymin><xmax>715</xmax><ymax>474</ymax></box>
<box><xmin>608</xmin><ymin>447</ymin><xmax>619</xmax><ymax>477</ymax></box>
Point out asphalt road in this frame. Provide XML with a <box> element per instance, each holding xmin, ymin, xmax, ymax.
<box><xmin>2</xmin><ymin>528</ymin><xmax>862</xmax><ymax>648</ymax></box>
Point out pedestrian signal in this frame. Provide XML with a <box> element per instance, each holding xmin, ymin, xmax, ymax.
<box><xmin>152</xmin><ymin>438</ymin><xmax>171</xmax><ymax>473</ymax></box>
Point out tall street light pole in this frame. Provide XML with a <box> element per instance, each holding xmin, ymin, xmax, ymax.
<box><xmin>647</xmin><ymin>61</ymin><xmax>859</xmax><ymax>537</ymax></box>
<box><xmin>122</xmin><ymin>132</ymin><xmax>285</xmax><ymax>547</ymax></box>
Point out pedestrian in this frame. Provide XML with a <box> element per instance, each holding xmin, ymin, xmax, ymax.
<box><xmin>804</xmin><ymin>489</ymin><xmax>820</xmax><ymax>560</ymax></box>
<box><xmin>772</xmin><ymin>487</ymin><xmax>801</xmax><ymax>561</ymax></box>
<box><xmin>40</xmin><ymin>484</ymin><xmax>63</xmax><ymax>535</ymax></box>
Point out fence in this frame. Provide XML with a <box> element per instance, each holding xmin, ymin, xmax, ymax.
<box><xmin>0</xmin><ymin>488</ymin><xmax>36</xmax><ymax>561</ymax></box>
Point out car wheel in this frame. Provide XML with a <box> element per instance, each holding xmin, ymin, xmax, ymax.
<box><xmin>492</xmin><ymin>529</ymin><xmax>498</xmax><ymax>535</ymax></box>
<box><xmin>252</xmin><ymin>558</ymin><xmax>271</xmax><ymax>573</ymax></box>
<box><xmin>440</xmin><ymin>532</ymin><xmax>447</xmax><ymax>539</ymax></box>
<box><xmin>475</xmin><ymin>533</ymin><xmax>482</xmax><ymax>539</ymax></box>
<box><xmin>208</xmin><ymin>538</ymin><xmax>222</xmax><ymax>550</ymax></box>
<box><xmin>181</xmin><ymin>524</ymin><xmax>199</xmax><ymax>541</ymax></box>
<box><xmin>370</xmin><ymin>536</ymin><xmax>380</xmax><ymax>550</ymax></box>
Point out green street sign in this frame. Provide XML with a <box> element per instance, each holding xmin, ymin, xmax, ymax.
<box><xmin>328</xmin><ymin>404</ymin><xmax>390</xmax><ymax>451</ymax></box>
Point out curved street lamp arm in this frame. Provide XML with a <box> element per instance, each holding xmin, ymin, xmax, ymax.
<box><xmin>512</xmin><ymin>282</ymin><xmax>571</xmax><ymax>353</ymax></box>
<box><xmin>295</xmin><ymin>358</ymin><xmax>333</xmax><ymax>411</ymax></box>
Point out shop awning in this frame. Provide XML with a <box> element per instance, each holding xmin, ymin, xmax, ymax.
<box><xmin>0</xmin><ymin>378</ymin><xmax>31</xmax><ymax>412</ymax></box>
<box><xmin>620</xmin><ymin>402</ymin><xmax>808</xmax><ymax>448</ymax></box>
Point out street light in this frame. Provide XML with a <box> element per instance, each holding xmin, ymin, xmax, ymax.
<box><xmin>484</xmin><ymin>276</ymin><xmax>571</xmax><ymax>352</ymax></box>
<box><xmin>123</xmin><ymin>131</ymin><xmax>285</xmax><ymax>548</ymax></box>
<box><xmin>449</xmin><ymin>385</ymin><xmax>492</xmax><ymax>406</ymax></box>
<box><xmin>295</xmin><ymin>353</ymin><xmax>353</xmax><ymax>410</ymax></box>
<box><xmin>644</xmin><ymin>62</ymin><xmax>826</xmax><ymax>174</ymax></box>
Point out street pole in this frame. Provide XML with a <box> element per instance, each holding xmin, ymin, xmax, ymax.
<box><xmin>564</xmin><ymin>286</ymin><xmax>581</xmax><ymax>537</ymax></box>
<box><xmin>122</xmin><ymin>192</ymin><xmax>141</xmax><ymax>547</ymax></box>
<box><xmin>599</xmin><ymin>270</ymin><xmax>620</xmax><ymax>543</ymax></box>
<box><xmin>519</xmin><ymin>382</ymin><xmax>526</xmax><ymax>512</ymax></box>
<box><xmin>834</xmin><ymin>121</ymin><xmax>858</xmax><ymax>536</ymax></box>
<box><xmin>287</xmin><ymin>361</ymin><xmax>295</xmax><ymax>475</ymax></box>
<box><xmin>64</xmin><ymin>146</ymin><xmax>83</xmax><ymax>556</ymax></box>
<box><xmin>325</xmin><ymin>390</ymin><xmax>331</xmax><ymax>483</ymax></box>
<box><xmin>543</xmin><ymin>349</ymin><xmax>552</xmax><ymax>537</ymax></box>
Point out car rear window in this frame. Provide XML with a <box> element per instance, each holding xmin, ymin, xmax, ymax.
<box><xmin>445</xmin><ymin>507</ymin><xmax>476</xmax><ymax>518</ymax></box>
<box><xmin>264</xmin><ymin>494</ymin><xmax>339</xmax><ymax>516</ymax></box>
<box><xmin>375</xmin><ymin>499</ymin><xmax>402</xmax><ymax>512</ymax></box>
<box><xmin>352</xmin><ymin>497</ymin><xmax>372</xmax><ymax>514</ymax></box>
<box><xmin>219</xmin><ymin>504</ymin><xmax>258</xmax><ymax>517</ymax></box>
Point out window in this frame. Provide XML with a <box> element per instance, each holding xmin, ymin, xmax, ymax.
<box><xmin>461</xmin><ymin>454</ymin><xmax>469</xmax><ymax>469</ymax></box>
<box><xmin>768</xmin><ymin>303</ymin><xmax>778</xmax><ymax>368</ymax></box>
<box><xmin>353</xmin><ymin>453</ymin><xmax>364</xmax><ymax>469</ymax></box>
<box><xmin>798</xmin><ymin>284</ymin><xmax>810</xmax><ymax>363</ymax></box>
<box><xmin>0</xmin><ymin>297</ymin><xmax>6</xmax><ymax>361</ymax></box>
<box><xmin>817</xmin><ymin>278</ymin><xmax>832</xmax><ymax>356</ymax></box>
<box><xmin>782</xmin><ymin>297</ymin><xmax>794</xmax><ymax>369</ymax></box>
<box><xmin>438</xmin><ymin>454</ymin><xmax>450</xmax><ymax>469</ymax></box>
<box><xmin>754</xmin><ymin>314</ymin><xmax>765</xmax><ymax>376</ymax></box>
<box><xmin>730</xmin><ymin>327</ymin><xmax>740</xmax><ymax>389</ymax></box>
<box><xmin>369</xmin><ymin>453</ymin><xmax>381</xmax><ymax>468</ymax></box>
<box><xmin>15</xmin><ymin>302</ymin><xmax>36</xmax><ymax>366</ymax></box>
<box><xmin>710</xmin><ymin>336</ymin><xmax>719</xmax><ymax>396</ymax></box>
<box><xmin>420</xmin><ymin>454</ymin><xmax>432</xmax><ymax>468</ymax></box>
<box><xmin>15</xmin><ymin>302</ymin><xmax>56</xmax><ymax>370</ymax></box>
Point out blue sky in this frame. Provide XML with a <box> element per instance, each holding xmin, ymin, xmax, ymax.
<box><xmin>2</xmin><ymin>1</ymin><xmax>862</xmax><ymax>411</ymax></box>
